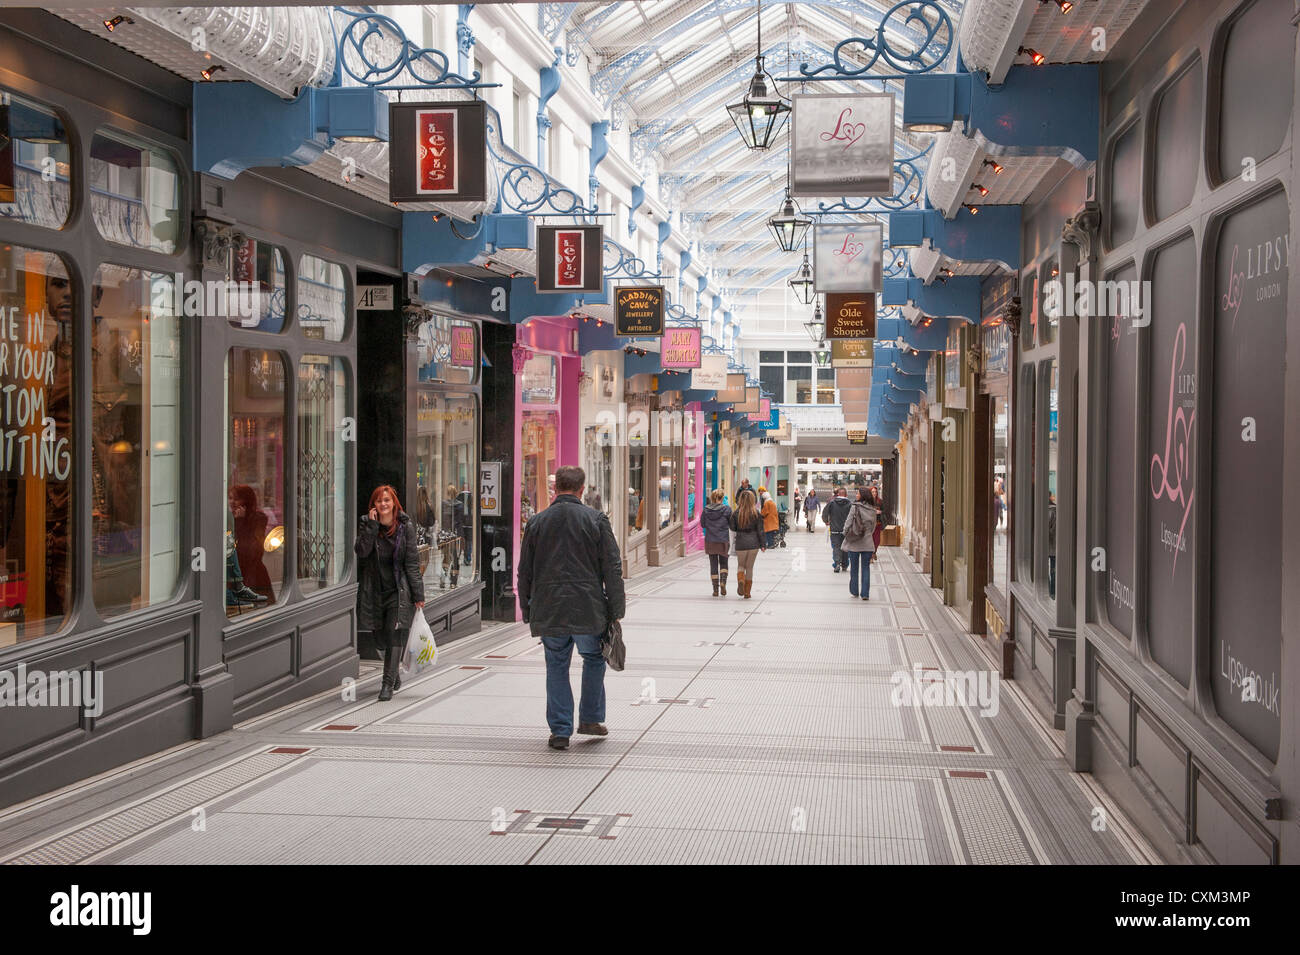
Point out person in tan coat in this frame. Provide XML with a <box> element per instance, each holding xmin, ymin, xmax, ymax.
<box><xmin>758</xmin><ymin>486</ymin><xmax>779</xmax><ymax>549</ymax></box>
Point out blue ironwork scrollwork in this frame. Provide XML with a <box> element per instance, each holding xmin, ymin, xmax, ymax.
<box><xmin>485</xmin><ymin>116</ymin><xmax>598</xmax><ymax>216</ymax></box>
<box><xmin>797</xmin><ymin>0</ymin><xmax>954</xmax><ymax>80</ymax></box>
<box><xmin>333</xmin><ymin>7</ymin><xmax>485</xmax><ymax>89</ymax></box>
<box><xmin>602</xmin><ymin>237</ymin><xmax>661</xmax><ymax>280</ymax></box>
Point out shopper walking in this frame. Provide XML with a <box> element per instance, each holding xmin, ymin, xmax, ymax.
<box><xmin>758</xmin><ymin>486</ymin><xmax>780</xmax><ymax>549</ymax></box>
<box><xmin>868</xmin><ymin>487</ymin><xmax>885</xmax><ymax>561</ymax></box>
<box><xmin>792</xmin><ymin>489</ymin><xmax>802</xmax><ymax>523</ymax></box>
<box><xmin>822</xmin><ymin>486</ymin><xmax>852</xmax><ymax>572</ymax></box>
<box><xmin>841</xmin><ymin>488</ymin><xmax>879</xmax><ymax>599</ymax></box>
<box><xmin>803</xmin><ymin>487</ymin><xmax>820</xmax><ymax>533</ymax></box>
<box><xmin>729</xmin><ymin>488</ymin><xmax>766</xmax><ymax>599</ymax></box>
<box><xmin>517</xmin><ymin>466</ymin><xmax>626</xmax><ymax>751</ymax></box>
<box><xmin>355</xmin><ymin>485</ymin><xmax>425</xmax><ymax>701</ymax></box>
<box><xmin>701</xmin><ymin>488</ymin><xmax>732</xmax><ymax>596</ymax></box>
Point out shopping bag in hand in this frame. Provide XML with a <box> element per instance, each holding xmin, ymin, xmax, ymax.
<box><xmin>601</xmin><ymin>618</ymin><xmax>626</xmax><ymax>672</ymax></box>
<box><xmin>401</xmin><ymin>613</ymin><xmax>439</xmax><ymax>677</ymax></box>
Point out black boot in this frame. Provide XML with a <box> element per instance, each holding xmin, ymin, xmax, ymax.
<box><xmin>711</xmin><ymin>574</ymin><xmax>719</xmax><ymax>596</ymax></box>
<box><xmin>379</xmin><ymin>644</ymin><xmax>402</xmax><ymax>701</ymax></box>
<box><xmin>719</xmin><ymin>572</ymin><xmax>728</xmax><ymax>596</ymax></box>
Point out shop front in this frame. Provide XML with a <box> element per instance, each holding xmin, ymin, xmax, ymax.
<box><xmin>932</xmin><ymin>321</ymin><xmax>975</xmax><ymax>623</ymax></box>
<box><xmin>978</xmin><ymin>276</ymin><xmax>1014</xmax><ymax>672</ymax></box>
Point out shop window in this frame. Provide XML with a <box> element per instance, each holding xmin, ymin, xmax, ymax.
<box><xmin>520</xmin><ymin>408</ymin><xmax>558</xmax><ymax>536</ymax></box>
<box><xmin>685</xmin><ymin>449</ymin><xmax>698</xmax><ymax>522</ymax></box>
<box><xmin>228</xmin><ymin>238</ymin><xmax>286</xmax><ymax>332</ymax></box>
<box><xmin>628</xmin><ymin>417</ymin><xmax>648</xmax><ymax>533</ymax></box>
<box><xmin>0</xmin><ymin>246</ymin><xmax>73</xmax><ymax>642</ymax></box>
<box><xmin>657</xmin><ymin>450</ymin><xmax>679</xmax><ymax>527</ymax></box>
<box><xmin>1213</xmin><ymin>0</ymin><xmax>1294</xmax><ymax>185</ymax></box>
<box><xmin>90</xmin><ymin>266</ymin><xmax>182</xmax><ymax>618</ymax></box>
<box><xmin>1021</xmin><ymin>271</ymin><xmax>1037</xmax><ymax>350</ymax></box>
<box><xmin>759</xmin><ymin>364</ymin><xmax>784</xmax><ymax>404</ymax></box>
<box><xmin>788</xmin><ymin>364</ymin><xmax>811</xmax><ymax>403</ymax></box>
<box><xmin>89</xmin><ymin>131</ymin><xmax>181</xmax><ymax>255</ymax></box>
<box><xmin>817</xmin><ymin>367</ymin><xmax>836</xmax><ymax>403</ymax></box>
<box><xmin>1210</xmin><ymin>190</ymin><xmax>1286</xmax><ymax>760</ymax></box>
<box><xmin>1017</xmin><ymin>366</ymin><xmax>1035</xmax><ymax>581</ymax></box>
<box><xmin>1107</xmin><ymin>121</ymin><xmax>1141</xmax><ymax>250</ymax></box>
<box><xmin>1043</xmin><ymin>361</ymin><xmax>1059</xmax><ymax>601</ymax></box>
<box><xmin>226</xmin><ymin>348</ymin><xmax>287</xmax><ymax>616</ymax></box>
<box><xmin>0</xmin><ymin>91</ymin><xmax>71</xmax><ymax>230</ymax></box>
<box><xmin>991</xmin><ymin>395</ymin><xmax>1009</xmax><ymax>599</ymax></box>
<box><xmin>414</xmin><ymin>313</ymin><xmax>476</xmax><ymax>385</ymax></box>
<box><xmin>1104</xmin><ymin>264</ymin><xmax>1139</xmax><ymax>639</ymax></box>
<box><xmin>412</xmin><ymin>394</ymin><xmax>478</xmax><ymax>594</ymax></box>
<box><xmin>297</xmin><ymin>356</ymin><xmax>348</xmax><ymax>594</ymax></box>
<box><xmin>296</xmin><ymin>255</ymin><xmax>347</xmax><ymax>341</ymax></box>
<box><xmin>1152</xmin><ymin>58</ymin><xmax>1202</xmax><ymax>222</ymax></box>
<box><xmin>1039</xmin><ymin>259</ymin><xmax>1059</xmax><ymax>344</ymax></box>
<box><xmin>583</xmin><ymin>424</ymin><xmax>615</xmax><ymax>519</ymax></box>
<box><xmin>520</xmin><ymin>353</ymin><xmax>557</xmax><ymax>404</ymax></box>
<box><xmin>1145</xmin><ymin>234</ymin><xmax>1196</xmax><ymax>687</ymax></box>
<box><xmin>759</xmin><ymin>350</ymin><xmax>783</xmax><ymax>363</ymax></box>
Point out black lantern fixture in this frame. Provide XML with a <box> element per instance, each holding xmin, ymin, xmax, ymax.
<box><xmin>788</xmin><ymin>241</ymin><xmax>815</xmax><ymax>304</ymax></box>
<box><xmin>804</xmin><ymin>298</ymin><xmax>825</xmax><ymax>343</ymax></box>
<box><xmin>815</xmin><ymin>348</ymin><xmax>831</xmax><ymax>368</ymax></box>
<box><xmin>767</xmin><ymin>189</ymin><xmax>811</xmax><ymax>253</ymax></box>
<box><xmin>725</xmin><ymin>0</ymin><xmax>791</xmax><ymax>151</ymax></box>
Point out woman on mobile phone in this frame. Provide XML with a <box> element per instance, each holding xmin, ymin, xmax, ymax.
<box><xmin>356</xmin><ymin>485</ymin><xmax>425</xmax><ymax>700</ymax></box>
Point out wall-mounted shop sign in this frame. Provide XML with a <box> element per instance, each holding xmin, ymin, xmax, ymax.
<box><xmin>790</xmin><ymin>93</ymin><xmax>895</xmax><ymax>197</ymax></box>
<box><xmin>389</xmin><ymin>101</ymin><xmax>488</xmax><ymax>203</ymax></box>
<box><xmin>734</xmin><ymin>386</ymin><xmax>761</xmax><ymax>414</ymax></box>
<box><xmin>691</xmin><ymin>354</ymin><xmax>729</xmax><ymax>390</ymax></box>
<box><xmin>717</xmin><ymin>373</ymin><xmax>748</xmax><ymax>403</ymax></box>
<box><xmin>814</xmin><ymin>223</ymin><xmax>884</xmax><ymax>293</ymax></box>
<box><xmin>480</xmin><ymin>461</ymin><xmax>502</xmax><ymax>517</ymax></box>
<box><xmin>661</xmin><ymin>324</ymin><xmax>701</xmax><ymax>368</ymax></box>
<box><xmin>450</xmin><ymin>325</ymin><xmax>476</xmax><ymax>367</ymax></box>
<box><xmin>614</xmin><ymin>284</ymin><xmax>665</xmax><ymax>335</ymax></box>
<box><xmin>537</xmin><ymin>225</ymin><xmax>604</xmax><ymax>292</ymax></box>
<box><xmin>831</xmin><ymin>339</ymin><xmax>872</xmax><ymax>368</ymax></box>
<box><xmin>847</xmin><ymin>430</ymin><xmax>867</xmax><ymax>445</ymax></box>
<box><xmin>747</xmin><ymin>397</ymin><xmax>772</xmax><ymax>422</ymax></box>
<box><xmin>357</xmin><ymin>285</ymin><xmax>394</xmax><ymax>310</ymax></box>
<box><xmin>824</xmin><ymin>294</ymin><xmax>876</xmax><ymax>339</ymax></box>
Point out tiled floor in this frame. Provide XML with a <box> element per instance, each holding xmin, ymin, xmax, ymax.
<box><xmin>0</xmin><ymin>533</ymin><xmax>1164</xmax><ymax>865</ymax></box>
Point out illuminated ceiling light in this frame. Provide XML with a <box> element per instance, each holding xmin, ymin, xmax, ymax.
<box><xmin>767</xmin><ymin>190</ymin><xmax>811</xmax><ymax>253</ymax></box>
<box><xmin>788</xmin><ymin>244</ymin><xmax>815</xmax><ymax>305</ymax></box>
<box><xmin>940</xmin><ymin>267</ymin><xmax>954</xmax><ymax>277</ymax></box>
<box><xmin>1049</xmin><ymin>0</ymin><xmax>1073</xmax><ymax>11</ymax></box>
<box><xmin>725</xmin><ymin>0</ymin><xmax>790</xmax><ymax>151</ymax></box>
<box><xmin>983</xmin><ymin>158</ymin><xmax>1004</xmax><ymax>175</ymax></box>
<box><xmin>200</xmin><ymin>64</ymin><xmax>226</xmax><ymax>81</ymax></box>
<box><xmin>963</xmin><ymin>203</ymin><xmax>979</xmax><ymax>215</ymax></box>
<box><xmin>103</xmin><ymin>15</ymin><xmax>132</xmax><ymax>32</ymax></box>
<box><xmin>970</xmin><ymin>182</ymin><xmax>989</xmax><ymax>197</ymax></box>
<box><xmin>1018</xmin><ymin>46</ymin><xmax>1045</xmax><ymax>66</ymax></box>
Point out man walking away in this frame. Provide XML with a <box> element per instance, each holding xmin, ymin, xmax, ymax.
<box><xmin>822</xmin><ymin>486</ymin><xmax>852</xmax><ymax>572</ymax></box>
<box><xmin>517</xmin><ymin>466</ymin><xmax>626</xmax><ymax>751</ymax></box>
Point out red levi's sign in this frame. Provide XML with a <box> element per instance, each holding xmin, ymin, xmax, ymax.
<box><xmin>417</xmin><ymin>108</ymin><xmax>458</xmax><ymax>195</ymax></box>
<box><xmin>555</xmin><ymin>229</ymin><xmax>583</xmax><ymax>289</ymax></box>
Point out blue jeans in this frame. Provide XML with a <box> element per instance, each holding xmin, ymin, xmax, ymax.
<box><xmin>847</xmin><ymin>550</ymin><xmax>872</xmax><ymax>598</ymax></box>
<box><xmin>765</xmin><ymin>529</ymin><xmax>777</xmax><ymax>548</ymax></box>
<box><xmin>540</xmin><ymin>633</ymin><xmax>606</xmax><ymax>738</ymax></box>
<box><xmin>829</xmin><ymin>532</ymin><xmax>847</xmax><ymax>569</ymax></box>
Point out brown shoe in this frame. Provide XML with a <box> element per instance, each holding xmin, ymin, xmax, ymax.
<box><xmin>548</xmin><ymin>735</ymin><xmax>569</xmax><ymax>750</ymax></box>
<box><xmin>577</xmin><ymin>722</ymin><xmax>608</xmax><ymax>736</ymax></box>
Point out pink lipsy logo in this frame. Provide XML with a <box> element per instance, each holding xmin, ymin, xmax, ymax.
<box><xmin>1149</xmin><ymin>322</ymin><xmax>1195</xmax><ymax>576</ymax></box>
<box><xmin>833</xmin><ymin>232</ymin><xmax>864</xmax><ymax>264</ymax></box>
<box><xmin>1220</xmin><ymin>243</ymin><xmax>1244</xmax><ymax>329</ymax></box>
<box><xmin>819</xmin><ymin>107</ymin><xmax>866</xmax><ymax>152</ymax></box>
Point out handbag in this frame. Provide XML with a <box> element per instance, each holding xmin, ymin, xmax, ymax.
<box><xmin>601</xmin><ymin>617</ymin><xmax>626</xmax><ymax>672</ymax></box>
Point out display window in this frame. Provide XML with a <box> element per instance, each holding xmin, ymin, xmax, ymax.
<box><xmin>628</xmin><ymin>446</ymin><xmax>647</xmax><ymax>533</ymax></box>
<box><xmin>89</xmin><ymin>130</ymin><xmax>181</xmax><ymax>254</ymax></box>
<box><xmin>412</xmin><ymin>393</ymin><xmax>477</xmax><ymax>593</ymax></box>
<box><xmin>297</xmin><ymin>356</ymin><xmax>349</xmax><ymax>593</ymax></box>
<box><xmin>0</xmin><ymin>245</ymin><xmax>74</xmax><ymax>643</ymax></box>
<box><xmin>657</xmin><ymin>451</ymin><xmax>679</xmax><ymax>528</ymax></box>
<box><xmin>297</xmin><ymin>255</ymin><xmax>347</xmax><ymax>342</ymax></box>
<box><xmin>991</xmin><ymin>395</ymin><xmax>1009</xmax><ymax>597</ymax></box>
<box><xmin>0</xmin><ymin>90</ymin><xmax>71</xmax><ymax>230</ymax></box>
<box><xmin>414</xmin><ymin>313</ymin><xmax>476</xmax><ymax>385</ymax></box>
<box><xmin>583</xmin><ymin>424</ymin><xmax>614</xmax><ymax>520</ymax></box>
<box><xmin>685</xmin><ymin>451</ymin><xmax>698</xmax><ymax>522</ymax></box>
<box><xmin>520</xmin><ymin>408</ymin><xmax>558</xmax><ymax>537</ymax></box>
<box><xmin>228</xmin><ymin>238</ymin><xmax>286</xmax><ymax>332</ymax></box>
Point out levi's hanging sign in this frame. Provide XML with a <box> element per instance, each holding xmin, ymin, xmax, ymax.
<box><xmin>389</xmin><ymin>101</ymin><xmax>488</xmax><ymax>203</ymax></box>
<box><xmin>660</xmin><ymin>324</ymin><xmax>702</xmax><ymax>368</ymax></box>
<box><xmin>537</xmin><ymin>225</ymin><xmax>604</xmax><ymax>293</ymax></box>
<box><xmin>814</xmin><ymin>222</ymin><xmax>884</xmax><ymax>293</ymax></box>
<box><xmin>790</xmin><ymin>93</ymin><xmax>895</xmax><ymax>198</ymax></box>
<box><xmin>824</xmin><ymin>293</ymin><xmax>876</xmax><ymax>339</ymax></box>
<box><xmin>614</xmin><ymin>285</ymin><xmax>665</xmax><ymax>335</ymax></box>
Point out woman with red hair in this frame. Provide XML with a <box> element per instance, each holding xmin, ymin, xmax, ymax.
<box><xmin>355</xmin><ymin>485</ymin><xmax>425</xmax><ymax>700</ymax></box>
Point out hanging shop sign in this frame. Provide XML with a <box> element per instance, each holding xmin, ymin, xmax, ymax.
<box><xmin>480</xmin><ymin>461</ymin><xmax>502</xmax><ymax>517</ymax></box>
<box><xmin>614</xmin><ymin>284</ymin><xmax>665</xmax><ymax>335</ymax></box>
<box><xmin>824</xmin><ymin>294</ymin><xmax>876</xmax><ymax>339</ymax></box>
<box><xmin>790</xmin><ymin>93</ymin><xmax>895</xmax><ymax>198</ymax></box>
<box><xmin>758</xmin><ymin>406</ymin><xmax>780</xmax><ymax>430</ymax></box>
<box><xmin>734</xmin><ymin>386</ymin><xmax>761</xmax><ymax>414</ymax></box>
<box><xmin>661</xmin><ymin>324</ymin><xmax>702</xmax><ymax>368</ymax></box>
<box><xmin>450</xmin><ymin>324</ymin><xmax>476</xmax><ymax>367</ymax></box>
<box><xmin>389</xmin><ymin>101</ymin><xmax>488</xmax><ymax>203</ymax></box>
<box><xmin>691</xmin><ymin>354</ymin><xmax>729</xmax><ymax>390</ymax></box>
<box><xmin>537</xmin><ymin>225</ymin><xmax>604</xmax><ymax>292</ymax></box>
<box><xmin>814</xmin><ymin>222</ymin><xmax>884</xmax><ymax>293</ymax></box>
<box><xmin>847</xmin><ymin>430</ymin><xmax>868</xmax><ymax>445</ymax></box>
<box><xmin>747</xmin><ymin>397</ymin><xmax>772</xmax><ymax>422</ymax></box>
<box><xmin>717</xmin><ymin>373</ymin><xmax>748</xmax><ymax>403</ymax></box>
<box><xmin>831</xmin><ymin>339</ymin><xmax>872</xmax><ymax>368</ymax></box>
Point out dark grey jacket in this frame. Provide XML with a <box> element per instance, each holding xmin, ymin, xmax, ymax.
<box><xmin>729</xmin><ymin>509</ymin><xmax>765</xmax><ymax>552</ymax></box>
<box><xmin>355</xmin><ymin>512</ymin><xmax>425</xmax><ymax>631</ymax></box>
<box><xmin>517</xmin><ymin>494</ymin><xmax>626</xmax><ymax>637</ymax></box>
<box><xmin>822</xmin><ymin>496</ymin><xmax>852</xmax><ymax>533</ymax></box>
<box><xmin>701</xmin><ymin>502</ymin><xmax>732</xmax><ymax>544</ymax></box>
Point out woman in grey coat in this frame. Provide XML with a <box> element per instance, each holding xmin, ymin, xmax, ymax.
<box><xmin>840</xmin><ymin>488</ymin><xmax>879</xmax><ymax>600</ymax></box>
<box><xmin>700</xmin><ymin>488</ymin><xmax>732</xmax><ymax>596</ymax></box>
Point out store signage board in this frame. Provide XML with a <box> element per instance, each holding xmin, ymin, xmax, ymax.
<box><xmin>389</xmin><ymin>101</ymin><xmax>487</xmax><ymax>203</ymax></box>
<box><xmin>357</xmin><ymin>285</ymin><xmax>394</xmax><ymax>311</ymax></box>
<box><xmin>847</xmin><ymin>430</ymin><xmax>868</xmax><ymax>445</ymax></box>
<box><xmin>734</xmin><ymin>386</ymin><xmax>761</xmax><ymax>414</ymax></box>
<box><xmin>758</xmin><ymin>407</ymin><xmax>780</xmax><ymax>430</ymax></box>
<box><xmin>537</xmin><ymin>225</ymin><xmax>604</xmax><ymax>293</ymax></box>
<box><xmin>661</xmin><ymin>324</ymin><xmax>701</xmax><ymax>368</ymax></box>
<box><xmin>790</xmin><ymin>93</ymin><xmax>895</xmax><ymax>197</ymax></box>
<box><xmin>450</xmin><ymin>325</ymin><xmax>476</xmax><ymax>367</ymax></box>
<box><xmin>480</xmin><ymin>462</ymin><xmax>502</xmax><ymax>517</ymax></box>
<box><xmin>691</xmin><ymin>354</ymin><xmax>729</xmax><ymax>390</ymax></box>
<box><xmin>832</xmin><ymin>338</ymin><xmax>873</xmax><ymax>368</ymax></box>
<box><xmin>825</xmin><ymin>294</ymin><xmax>876</xmax><ymax>339</ymax></box>
<box><xmin>814</xmin><ymin>223</ymin><xmax>884</xmax><ymax>293</ymax></box>
<box><xmin>717</xmin><ymin>373</ymin><xmax>748</xmax><ymax>403</ymax></box>
<box><xmin>747</xmin><ymin>397</ymin><xmax>772</xmax><ymax>422</ymax></box>
<box><xmin>615</xmin><ymin>285</ymin><xmax>666</xmax><ymax>336</ymax></box>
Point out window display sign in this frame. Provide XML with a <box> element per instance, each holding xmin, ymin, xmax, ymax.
<box><xmin>824</xmin><ymin>293</ymin><xmax>876</xmax><ymax>339</ymax></box>
<box><xmin>450</xmin><ymin>325</ymin><xmax>476</xmax><ymax>367</ymax></box>
<box><xmin>537</xmin><ymin>225</ymin><xmax>603</xmax><ymax>292</ymax></box>
<box><xmin>746</xmin><ymin>397</ymin><xmax>771</xmax><ymax>422</ymax></box>
<box><xmin>717</xmin><ymin>373</ymin><xmax>747</xmax><ymax>403</ymax></box>
<box><xmin>614</xmin><ymin>284</ymin><xmax>665</xmax><ymax>335</ymax></box>
<box><xmin>691</xmin><ymin>354</ymin><xmax>728</xmax><ymax>390</ymax></box>
<box><xmin>389</xmin><ymin>101</ymin><xmax>487</xmax><ymax>203</ymax></box>
<box><xmin>661</xmin><ymin>324</ymin><xmax>701</xmax><ymax>368</ymax></box>
<box><xmin>832</xmin><ymin>339</ymin><xmax>872</xmax><ymax>368</ymax></box>
<box><xmin>480</xmin><ymin>461</ymin><xmax>501</xmax><ymax>517</ymax></box>
<box><xmin>790</xmin><ymin>93</ymin><xmax>895</xmax><ymax>197</ymax></box>
<box><xmin>814</xmin><ymin>223</ymin><xmax>884</xmax><ymax>293</ymax></box>
<box><xmin>734</xmin><ymin>386</ymin><xmax>761</xmax><ymax>414</ymax></box>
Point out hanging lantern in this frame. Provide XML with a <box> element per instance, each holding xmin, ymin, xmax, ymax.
<box><xmin>788</xmin><ymin>247</ymin><xmax>815</xmax><ymax>304</ymax></box>
<box><xmin>767</xmin><ymin>191</ymin><xmax>811</xmax><ymax>253</ymax></box>
<box><xmin>815</xmin><ymin>349</ymin><xmax>831</xmax><ymax>368</ymax></box>
<box><xmin>724</xmin><ymin>1</ymin><xmax>790</xmax><ymax>150</ymax></box>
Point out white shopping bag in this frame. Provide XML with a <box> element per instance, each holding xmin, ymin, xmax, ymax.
<box><xmin>400</xmin><ymin>613</ymin><xmax>439</xmax><ymax>677</ymax></box>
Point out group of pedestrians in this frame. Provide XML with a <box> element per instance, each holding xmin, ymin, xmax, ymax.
<box><xmin>700</xmin><ymin>485</ymin><xmax>767</xmax><ymax>598</ymax></box>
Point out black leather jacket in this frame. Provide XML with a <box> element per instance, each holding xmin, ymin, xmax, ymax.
<box><xmin>517</xmin><ymin>495</ymin><xmax>626</xmax><ymax>637</ymax></box>
<box><xmin>355</xmin><ymin>512</ymin><xmax>425</xmax><ymax>631</ymax></box>
<box><xmin>823</xmin><ymin>496</ymin><xmax>852</xmax><ymax>533</ymax></box>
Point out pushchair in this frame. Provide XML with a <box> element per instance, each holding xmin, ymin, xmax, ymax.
<box><xmin>776</xmin><ymin>506</ymin><xmax>789</xmax><ymax>547</ymax></box>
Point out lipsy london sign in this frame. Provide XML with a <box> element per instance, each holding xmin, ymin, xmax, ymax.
<box><xmin>537</xmin><ymin>225</ymin><xmax>604</xmax><ymax>293</ymax></box>
<box><xmin>790</xmin><ymin>93</ymin><xmax>895</xmax><ymax>198</ymax></box>
<box><xmin>389</xmin><ymin>101</ymin><xmax>488</xmax><ymax>203</ymax></box>
<box><xmin>814</xmin><ymin>223</ymin><xmax>884</xmax><ymax>293</ymax></box>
